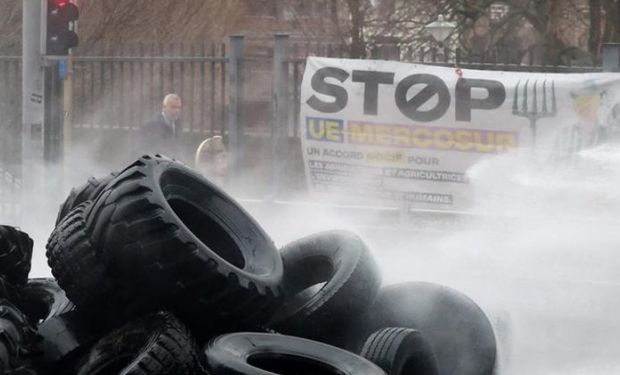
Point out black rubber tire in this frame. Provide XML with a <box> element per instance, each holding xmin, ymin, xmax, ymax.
<box><xmin>0</xmin><ymin>276</ymin><xmax>17</xmax><ymax>302</ymax></box>
<box><xmin>46</xmin><ymin>202</ymin><xmax>145</xmax><ymax>323</ymax></box>
<box><xmin>55</xmin><ymin>173</ymin><xmax>117</xmax><ymax>226</ymax></box>
<box><xmin>360</xmin><ymin>327</ymin><xmax>439</xmax><ymax>375</ymax></box>
<box><xmin>10</xmin><ymin>278</ymin><xmax>94</xmax><ymax>372</ymax></box>
<box><xmin>346</xmin><ymin>282</ymin><xmax>497</xmax><ymax>375</ymax></box>
<box><xmin>84</xmin><ymin>154</ymin><xmax>283</xmax><ymax>330</ymax></box>
<box><xmin>34</xmin><ymin>310</ymin><xmax>98</xmax><ymax>373</ymax></box>
<box><xmin>0</xmin><ymin>225</ymin><xmax>33</xmax><ymax>286</ymax></box>
<box><xmin>69</xmin><ymin>311</ymin><xmax>204</xmax><ymax>375</ymax></box>
<box><xmin>12</xmin><ymin>278</ymin><xmax>75</xmax><ymax>325</ymax></box>
<box><xmin>266</xmin><ymin>230</ymin><xmax>381</xmax><ymax>346</ymax></box>
<box><xmin>205</xmin><ymin>332</ymin><xmax>385</xmax><ymax>375</ymax></box>
<box><xmin>0</xmin><ymin>299</ymin><xmax>38</xmax><ymax>374</ymax></box>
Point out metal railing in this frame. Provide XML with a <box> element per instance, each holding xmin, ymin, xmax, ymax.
<box><xmin>0</xmin><ymin>56</ymin><xmax>22</xmax><ymax>178</ymax></box>
<box><xmin>0</xmin><ymin>37</ymin><xmax>612</xmax><ymax>215</ymax></box>
<box><xmin>70</xmin><ymin>44</ymin><xmax>229</xmax><ymax>136</ymax></box>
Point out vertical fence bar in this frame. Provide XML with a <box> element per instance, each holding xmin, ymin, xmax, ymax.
<box><xmin>292</xmin><ymin>43</ymin><xmax>300</xmax><ymax>139</ymax></box>
<box><xmin>106</xmin><ymin>45</ymin><xmax>112</xmax><ymax>127</ymax></box>
<box><xmin>200</xmin><ymin>43</ymin><xmax>207</xmax><ymax>134</ymax></box>
<box><xmin>210</xmin><ymin>44</ymin><xmax>216</xmax><ymax>136</ymax></box>
<box><xmin>97</xmin><ymin>45</ymin><xmax>105</xmax><ymax>127</ymax></box>
<box><xmin>113</xmin><ymin>44</ymin><xmax>120</xmax><ymax>127</ymax></box>
<box><xmin>180</xmin><ymin>43</ymin><xmax>186</xmax><ymax>133</ymax></box>
<box><xmin>87</xmin><ymin>49</ymin><xmax>95</xmax><ymax>126</ymax></box>
<box><xmin>138</xmin><ymin>43</ymin><xmax>144</xmax><ymax>127</ymax></box>
<box><xmin>203</xmin><ymin>43</ymin><xmax>210</xmax><ymax>135</ymax></box>
<box><xmin>220</xmin><ymin>43</ymin><xmax>226</xmax><ymax>135</ymax></box>
<box><xmin>228</xmin><ymin>35</ymin><xmax>244</xmax><ymax>184</ymax></box>
<box><xmin>128</xmin><ymin>44</ymin><xmax>135</xmax><ymax>128</ymax></box>
<box><xmin>79</xmin><ymin>55</ymin><xmax>86</xmax><ymax>127</ymax></box>
<box><xmin>190</xmin><ymin>44</ymin><xmax>197</xmax><ymax>133</ymax></box>
<box><xmin>120</xmin><ymin>45</ymin><xmax>127</xmax><ymax>128</ymax></box>
<box><xmin>176</xmin><ymin>43</ymin><xmax>186</xmax><ymax>132</ymax></box>
<box><xmin>155</xmin><ymin>44</ymin><xmax>162</xmax><ymax>119</ymax></box>
<box><xmin>164</xmin><ymin>44</ymin><xmax>169</xmax><ymax>95</ymax></box>
<box><xmin>170</xmin><ymin>43</ymin><xmax>176</xmax><ymax>95</ymax></box>
<box><xmin>602</xmin><ymin>43</ymin><xmax>620</xmax><ymax>72</ymax></box>
<box><xmin>271</xmin><ymin>33</ymin><xmax>289</xmax><ymax>199</ymax></box>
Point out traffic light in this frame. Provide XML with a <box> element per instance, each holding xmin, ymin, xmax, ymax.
<box><xmin>46</xmin><ymin>0</ymin><xmax>79</xmax><ymax>55</ymax></box>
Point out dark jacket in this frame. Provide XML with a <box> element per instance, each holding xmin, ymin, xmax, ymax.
<box><xmin>135</xmin><ymin>114</ymin><xmax>181</xmax><ymax>159</ymax></box>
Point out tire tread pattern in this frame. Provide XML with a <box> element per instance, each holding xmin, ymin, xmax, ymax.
<box><xmin>361</xmin><ymin>327</ymin><xmax>439</xmax><ymax>375</ymax></box>
<box><xmin>86</xmin><ymin>311</ymin><xmax>204</xmax><ymax>375</ymax></box>
<box><xmin>0</xmin><ymin>300</ymin><xmax>38</xmax><ymax>373</ymax></box>
<box><xmin>55</xmin><ymin>173</ymin><xmax>117</xmax><ymax>225</ymax></box>
<box><xmin>46</xmin><ymin>202</ymin><xmax>133</xmax><ymax>319</ymax></box>
<box><xmin>86</xmin><ymin>155</ymin><xmax>281</xmax><ymax>329</ymax></box>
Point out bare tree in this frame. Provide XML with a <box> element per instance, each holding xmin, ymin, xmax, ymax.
<box><xmin>589</xmin><ymin>0</ymin><xmax>603</xmax><ymax>61</ymax></box>
<box><xmin>345</xmin><ymin>0</ymin><xmax>370</xmax><ymax>57</ymax></box>
<box><xmin>77</xmin><ymin>0</ymin><xmax>248</xmax><ymax>50</ymax></box>
<box><xmin>0</xmin><ymin>0</ymin><xmax>22</xmax><ymax>55</ymax></box>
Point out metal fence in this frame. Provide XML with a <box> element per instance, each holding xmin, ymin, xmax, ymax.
<box><xmin>66</xmin><ymin>40</ymin><xmax>608</xmax><ymax>145</ymax></box>
<box><xmin>71</xmin><ymin>43</ymin><xmax>228</xmax><ymax>135</ymax></box>
<box><xmin>0</xmin><ymin>36</ymin><xmax>612</xmax><ymax>213</ymax></box>
<box><xmin>0</xmin><ymin>56</ymin><xmax>22</xmax><ymax>218</ymax></box>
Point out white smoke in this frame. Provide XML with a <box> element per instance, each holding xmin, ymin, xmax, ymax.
<box><xmin>245</xmin><ymin>144</ymin><xmax>620</xmax><ymax>375</ymax></box>
<box><xmin>4</xmin><ymin>120</ymin><xmax>620</xmax><ymax>374</ymax></box>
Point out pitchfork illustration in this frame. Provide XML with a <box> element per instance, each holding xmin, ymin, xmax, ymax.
<box><xmin>512</xmin><ymin>80</ymin><xmax>557</xmax><ymax>145</ymax></box>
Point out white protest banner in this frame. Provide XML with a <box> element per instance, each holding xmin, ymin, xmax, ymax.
<box><xmin>299</xmin><ymin>57</ymin><xmax>620</xmax><ymax>210</ymax></box>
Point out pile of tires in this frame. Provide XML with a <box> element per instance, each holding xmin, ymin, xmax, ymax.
<box><xmin>0</xmin><ymin>154</ymin><xmax>498</xmax><ymax>374</ymax></box>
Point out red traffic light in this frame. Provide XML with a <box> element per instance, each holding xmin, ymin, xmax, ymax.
<box><xmin>47</xmin><ymin>0</ymin><xmax>79</xmax><ymax>55</ymax></box>
<box><xmin>48</xmin><ymin>0</ymin><xmax>78</xmax><ymax>23</ymax></box>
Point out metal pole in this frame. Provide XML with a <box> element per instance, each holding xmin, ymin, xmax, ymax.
<box><xmin>270</xmin><ymin>33</ymin><xmax>289</xmax><ymax>200</ymax></box>
<box><xmin>227</xmin><ymin>35</ymin><xmax>244</xmax><ymax>185</ymax></box>
<box><xmin>22</xmin><ymin>0</ymin><xmax>46</xmax><ymax>193</ymax></box>
<box><xmin>63</xmin><ymin>57</ymin><xmax>73</xmax><ymax>167</ymax></box>
<box><xmin>602</xmin><ymin>43</ymin><xmax>620</xmax><ymax>72</ymax></box>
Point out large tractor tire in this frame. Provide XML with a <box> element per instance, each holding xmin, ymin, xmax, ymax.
<box><xmin>49</xmin><ymin>155</ymin><xmax>283</xmax><ymax>333</ymax></box>
<box><xmin>47</xmin><ymin>202</ymin><xmax>138</xmax><ymax>325</ymax></box>
<box><xmin>55</xmin><ymin>173</ymin><xmax>117</xmax><ymax>226</ymax></box>
<box><xmin>68</xmin><ymin>311</ymin><xmax>204</xmax><ymax>375</ymax></box>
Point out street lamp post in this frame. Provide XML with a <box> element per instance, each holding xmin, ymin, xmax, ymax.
<box><xmin>425</xmin><ymin>15</ymin><xmax>456</xmax><ymax>61</ymax></box>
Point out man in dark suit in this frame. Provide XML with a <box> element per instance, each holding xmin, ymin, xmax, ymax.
<box><xmin>137</xmin><ymin>93</ymin><xmax>183</xmax><ymax>159</ymax></box>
